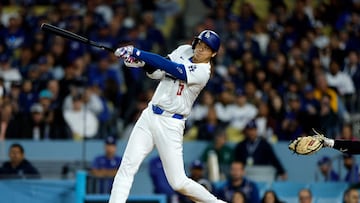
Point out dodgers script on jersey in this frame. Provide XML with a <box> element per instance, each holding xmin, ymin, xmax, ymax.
<box><xmin>150</xmin><ymin>45</ymin><xmax>211</xmax><ymax>117</ymax></box>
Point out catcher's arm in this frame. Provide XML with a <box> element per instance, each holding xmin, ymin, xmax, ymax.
<box><xmin>332</xmin><ymin>139</ymin><xmax>360</xmax><ymax>154</ymax></box>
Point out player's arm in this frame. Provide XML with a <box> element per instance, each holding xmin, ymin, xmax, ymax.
<box><xmin>115</xmin><ymin>46</ymin><xmax>187</xmax><ymax>81</ymax></box>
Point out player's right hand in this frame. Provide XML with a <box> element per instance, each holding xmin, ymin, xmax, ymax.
<box><xmin>124</xmin><ymin>56</ymin><xmax>145</xmax><ymax>68</ymax></box>
<box><xmin>114</xmin><ymin>45</ymin><xmax>134</xmax><ymax>58</ymax></box>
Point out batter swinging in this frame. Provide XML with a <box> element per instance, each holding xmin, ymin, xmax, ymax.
<box><xmin>111</xmin><ymin>30</ymin><xmax>226</xmax><ymax>203</ymax></box>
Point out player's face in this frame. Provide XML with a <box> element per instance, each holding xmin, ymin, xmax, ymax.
<box><xmin>193</xmin><ymin>41</ymin><xmax>216</xmax><ymax>63</ymax></box>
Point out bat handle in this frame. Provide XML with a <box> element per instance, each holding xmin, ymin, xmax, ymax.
<box><xmin>102</xmin><ymin>46</ymin><xmax>115</xmax><ymax>53</ymax></box>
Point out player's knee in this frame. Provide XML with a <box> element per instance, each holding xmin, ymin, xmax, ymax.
<box><xmin>168</xmin><ymin>176</ymin><xmax>190</xmax><ymax>192</ymax></box>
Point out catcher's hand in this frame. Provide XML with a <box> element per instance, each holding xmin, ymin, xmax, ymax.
<box><xmin>288</xmin><ymin>129</ymin><xmax>325</xmax><ymax>155</ymax></box>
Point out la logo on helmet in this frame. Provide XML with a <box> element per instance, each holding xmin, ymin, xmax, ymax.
<box><xmin>205</xmin><ymin>31</ymin><xmax>211</xmax><ymax>38</ymax></box>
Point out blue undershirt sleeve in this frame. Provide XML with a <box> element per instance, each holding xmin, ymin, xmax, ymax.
<box><xmin>131</xmin><ymin>48</ymin><xmax>187</xmax><ymax>81</ymax></box>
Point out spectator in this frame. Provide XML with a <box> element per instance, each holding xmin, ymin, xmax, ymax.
<box><xmin>325</xmin><ymin>60</ymin><xmax>355</xmax><ymax>111</ymax></box>
<box><xmin>38</xmin><ymin>89</ymin><xmax>54</xmax><ymax>112</ymax></box>
<box><xmin>254</xmin><ymin>101</ymin><xmax>277</xmax><ymax>143</ymax></box>
<box><xmin>46</xmin><ymin>79</ymin><xmax>62</xmax><ymax>109</ymax></box>
<box><xmin>232</xmin><ymin>190</ymin><xmax>248</xmax><ymax>203</ymax></box>
<box><xmin>189</xmin><ymin>160</ymin><xmax>213</xmax><ymax>191</ymax></box>
<box><xmin>7</xmin><ymin>103</ymin><xmax>46</xmax><ymax>140</ymax></box>
<box><xmin>313</xmin><ymin>73</ymin><xmax>339</xmax><ymax>114</ymax></box>
<box><xmin>316</xmin><ymin>156</ymin><xmax>339</xmax><ymax>182</ymax></box>
<box><xmin>196</xmin><ymin>105</ymin><xmax>228</xmax><ymax>141</ymax></box>
<box><xmin>214</xmin><ymin>89</ymin><xmax>235</xmax><ymax>124</ymax></box>
<box><xmin>0</xmin><ymin>143</ymin><xmax>40</xmax><ymax>179</ymax></box>
<box><xmin>278</xmin><ymin>92</ymin><xmax>306</xmax><ymax>140</ymax></box>
<box><xmin>343</xmin><ymin>51</ymin><xmax>360</xmax><ymax>113</ymax></box>
<box><xmin>86</xmin><ymin>52</ymin><xmax>122</xmax><ymax>107</ymax></box>
<box><xmin>319</xmin><ymin>94</ymin><xmax>340</xmax><ymax>139</ymax></box>
<box><xmin>35</xmin><ymin>56</ymin><xmax>54</xmax><ymax>89</ymax></box>
<box><xmin>233</xmin><ymin>120</ymin><xmax>287</xmax><ymax>180</ymax></box>
<box><xmin>216</xmin><ymin>160</ymin><xmax>260</xmax><ymax>203</ymax></box>
<box><xmin>299</xmin><ymin>84</ymin><xmax>321</xmax><ymax>134</ymax></box>
<box><xmin>343</xmin><ymin>154</ymin><xmax>360</xmax><ymax>184</ymax></box>
<box><xmin>261</xmin><ymin>190</ymin><xmax>284</xmax><ymax>203</ymax></box>
<box><xmin>298</xmin><ymin>188</ymin><xmax>313</xmax><ymax>203</ymax></box>
<box><xmin>201</xmin><ymin>128</ymin><xmax>234</xmax><ymax>178</ymax></box>
<box><xmin>187</xmin><ymin>90</ymin><xmax>215</xmax><ymax>128</ymax></box>
<box><xmin>63</xmin><ymin>92</ymin><xmax>99</xmax><ymax>140</ymax></box>
<box><xmin>343</xmin><ymin>187</ymin><xmax>360</xmax><ymax>203</ymax></box>
<box><xmin>0</xmin><ymin>53</ymin><xmax>22</xmax><ymax>92</ymax></box>
<box><xmin>149</xmin><ymin>155</ymin><xmax>176</xmax><ymax>202</ymax></box>
<box><xmin>228</xmin><ymin>88</ymin><xmax>258</xmax><ymax>132</ymax></box>
<box><xmin>18</xmin><ymin>80</ymin><xmax>37</xmax><ymax>113</ymax></box>
<box><xmin>12</xmin><ymin>45</ymin><xmax>33</xmax><ymax>78</ymax></box>
<box><xmin>337</xmin><ymin>123</ymin><xmax>357</xmax><ymax>141</ymax></box>
<box><xmin>178</xmin><ymin>159</ymin><xmax>214</xmax><ymax>203</ymax></box>
<box><xmin>0</xmin><ymin>102</ymin><xmax>17</xmax><ymax>140</ymax></box>
<box><xmin>90</xmin><ymin>136</ymin><xmax>122</xmax><ymax>194</ymax></box>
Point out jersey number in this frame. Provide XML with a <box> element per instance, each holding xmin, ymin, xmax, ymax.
<box><xmin>177</xmin><ymin>83</ymin><xmax>185</xmax><ymax>95</ymax></box>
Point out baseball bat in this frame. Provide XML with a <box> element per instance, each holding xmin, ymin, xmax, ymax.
<box><xmin>40</xmin><ymin>23</ymin><xmax>115</xmax><ymax>53</ymax></box>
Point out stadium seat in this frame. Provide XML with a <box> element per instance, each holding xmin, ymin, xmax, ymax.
<box><xmin>280</xmin><ymin>197</ymin><xmax>298</xmax><ymax>203</ymax></box>
<box><xmin>270</xmin><ymin>181</ymin><xmax>309</xmax><ymax>199</ymax></box>
<box><xmin>255</xmin><ymin>181</ymin><xmax>271</xmax><ymax>199</ymax></box>
<box><xmin>245</xmin><ymin>165</ymin><xmax>276</xmax><ymax>182</ymax></box>
<box><xmin>315</xmin><ymin>197</ymin><xmax>343</xmax><ymax>203</ymax></box>
<box><xmin>309</xmin><ymin>182</ymin><xmax>349</xmax><ymax>199</ymax></box>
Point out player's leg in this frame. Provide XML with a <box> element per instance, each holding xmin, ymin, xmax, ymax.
<box><xmin>154</xmin><ymin>117</ymin><xmax>225</xmax><ymax>203</ymax></box>
<box><xmin>109</xmin><ymin>108</ymin><xmax>154</xmax><ymax>203</ymax></box>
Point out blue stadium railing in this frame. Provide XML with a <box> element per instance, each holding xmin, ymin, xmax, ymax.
<box><xmin>76</xmin><ymin>171</ymin><xmax>167</xmax><ymax>203</ymax></box>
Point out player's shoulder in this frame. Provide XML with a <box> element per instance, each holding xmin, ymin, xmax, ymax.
<box><xmin>170</xmin><ymin>44</ymin><xmax>192</xmax><ymax>55</ymax></box>
<box><xmin>176</xmin><ymin>44</ymin><xmax>192</xmax><ymax>51</ymax></box>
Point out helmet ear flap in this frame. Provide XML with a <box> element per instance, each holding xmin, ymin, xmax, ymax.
<box><xmin>192</xmin><ymin>38</ymin><xmax>200</xmax><ymax>49</ymax></box>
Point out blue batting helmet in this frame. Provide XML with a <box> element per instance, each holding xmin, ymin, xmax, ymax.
<box><xmin>192</xmin><ymin>30</ymin><xmax>220</xmax><ymax>52</ymax></box>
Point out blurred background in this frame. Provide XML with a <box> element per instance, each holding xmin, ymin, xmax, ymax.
<box><xmin>0</xmin><ymin>0</ymin><xmax>359</xmax><ymax>203</ymax></box>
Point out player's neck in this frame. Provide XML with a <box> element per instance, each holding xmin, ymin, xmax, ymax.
<box><xmin>191</xmin><ymin>56</ymin><xmax>210</xmax><ymax>64</ymax></box>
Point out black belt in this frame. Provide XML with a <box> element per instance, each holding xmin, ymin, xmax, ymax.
<box><xmin>152</xmin><ymin>105</ymin><xmax>184</xmax><ymax>119</ymax></box>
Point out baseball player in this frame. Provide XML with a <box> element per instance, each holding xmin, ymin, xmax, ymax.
<box><xmin>110</xmin><ymin>30</ymin><xmax>227</xmax><ymax>203</ymax></box>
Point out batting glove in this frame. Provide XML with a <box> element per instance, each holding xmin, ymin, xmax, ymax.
<box><xmin>124</xmin><ymin>56</ymin><xmax>145</xmax><ymax>68</ymax></box>
<box><xmin>114</xmin><ymin>45</ymin><xmax>134</xmax><ymax>58</ymax></box>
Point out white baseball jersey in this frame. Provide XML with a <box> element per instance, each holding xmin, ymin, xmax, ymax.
<box><xmin>109</xmin><ymin>44</ymin><xmax>226</xmax><ymax>203</ymax></box>
<box><xmin>150</xmin><ymin>45</ymin><xmax>211</xmax><ymax>117</ymax></box>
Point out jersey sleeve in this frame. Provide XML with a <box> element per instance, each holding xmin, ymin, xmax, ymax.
<box><xmin>185</xmin><ymin>63</ymin><xmax>211</xmax><ymax>86</ymax></box>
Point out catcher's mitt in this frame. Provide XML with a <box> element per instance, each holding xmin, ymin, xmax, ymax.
<box><xmin>288</xmin><ymin>129</ymin><xmax>325</xmax><ymax>155</ymax></box>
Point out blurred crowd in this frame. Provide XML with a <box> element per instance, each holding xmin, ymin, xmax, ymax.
<box><xmin>0</xmin><ymin>0</ymin><xmax>359</xmax><ymax>142</ymax></box>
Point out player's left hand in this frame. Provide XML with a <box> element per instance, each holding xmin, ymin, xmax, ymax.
<box><xmin>124</xmin><ymin>56</ymin><xmax>145</xmax><ymax>68</ymax></box>
<box><xmin>114</xmin><ymin>45</ymin><xmax>134</xmax><ymax>58</ymax></box>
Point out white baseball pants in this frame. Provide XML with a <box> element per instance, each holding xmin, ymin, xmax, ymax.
<box><xmin>108</xmin><ymin>107</ymin><xmax>225</xmax><ymax>203</ymax></box>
